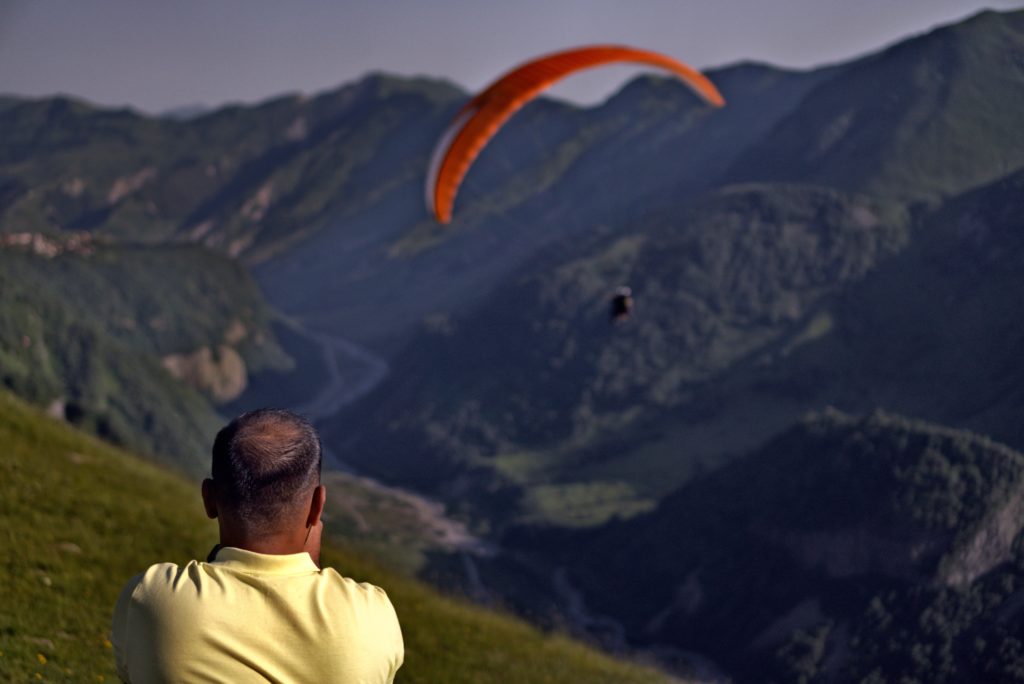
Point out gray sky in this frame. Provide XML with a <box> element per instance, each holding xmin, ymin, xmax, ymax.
<box><xmin>1</xmin><ymin>0</ymin><xmax>1021</xmax><ymax>113</ymax></box>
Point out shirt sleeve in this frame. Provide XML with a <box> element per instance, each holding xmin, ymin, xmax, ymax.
<box><xmin>111</xmin><ymin>573</ymin><xmax>145</xmax><ymax>683</ymax></box>
<box><xmin>383</xmin><ymin>592</ymin><xmax>404</xmax><ymax>684</ymax></box>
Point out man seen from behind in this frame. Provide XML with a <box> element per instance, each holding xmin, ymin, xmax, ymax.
<box><xmin>112</xmin><ymin>409</ymin><xmax>404</xmax><ymax>682</ymax></box>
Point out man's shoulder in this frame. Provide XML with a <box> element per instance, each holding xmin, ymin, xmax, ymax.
<box><xmin>116</xmin><ymin>560</ymin><xmax>206</xmax><ymax>608</ymax></box>
<box><xmin>136</xmin><ymin>559</ymin><xmax>201</xmax><ymax>587</ymax></box>
<box><xmin>113</xmin><ymin>560</ymin><xmax>403</xmax><ymax>681</ymax></box>
<box><xmin>320</xmin><ymin>570</ymin><xmax>403</xmax><ymax>654</ymax></box>
<box><xmin>116</xmin><ymin>558</ymin><xmax>397</xmax><ymax>622</ymax></box>
<box><xmin>321</xmin><ymin>568</ymin><xmax>396</xmax><ymax>608</ymax></box>
<box><xmin>125</xmin><ymin>560</ymin><xmax>390</xmax><ymax>598</ymax></box>
<box><xmin>111</xmin><ymin>561</ymin><xmax>204</xmax><ymax>674</ymax></box>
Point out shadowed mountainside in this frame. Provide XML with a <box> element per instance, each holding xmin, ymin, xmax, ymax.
<box><xmin>329</xmin><ymin>184</ymin><xmax>911</xmax><ymax>524</ymax></box>
<box><xmin>253</xmin><ymin>60</ymin><xmax>836</xmax><ymax>351</ymax></box>
<box><xmin>514</xmin><ymin>410</ymin><xmax>1024</xmax><ymax>683</ymax></box>
<box><xmin>328</xmin><ymin>157</ymin><xmax>1024</xmax><ymax>532</ymax></box>
<box><xmin>322</xmin><ymin>10</ymin><xmax>1024</xmax><ymax>531</ymax></box>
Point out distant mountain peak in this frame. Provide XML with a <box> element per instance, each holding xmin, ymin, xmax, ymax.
<box><xmin>726</xmin><ymin>5</ymin><xmax>1024</xmax><ymax>200</ymax></box>
<box><xmin>159</xmin><ymin>103</ymin><xmax>211</xmax><ymax>120</ymax></box>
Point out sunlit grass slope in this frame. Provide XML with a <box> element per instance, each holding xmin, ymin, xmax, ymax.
<box><xmin>0</xmin><ymin>391</ymin><xmax>669</xmax><ymax>683</ymax></box>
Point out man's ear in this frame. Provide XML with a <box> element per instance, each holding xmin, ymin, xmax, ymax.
<box><xmin>201</xmin><ymin>478</ymin><xmax>219</xmax><ymax>519</ymax></box>
<box><xmin>306</xmin><ymin>485</ymin><xmax>326</xmax><ymax>528</ymax></box>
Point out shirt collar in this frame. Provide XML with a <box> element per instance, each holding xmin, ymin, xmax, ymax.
<box><xmin>208</xmin><ymin>546</ymin><xmax>319</xmax><ymax>575</ymax></box>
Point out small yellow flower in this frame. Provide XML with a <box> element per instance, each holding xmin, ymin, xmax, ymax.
<box><xmin>95</xmin><ymin>676</ymin><xmax>106</xmax><ymax>682</ymax></box>
<box><xmin>37</xmin><ymin>652</ymin><xmax>47</xmax><ymax>664</ymax></box>
<box><xmin>34</xmin><ymin>674</ymin><xmax>43</xmax><ymax>680</ymax></box>
<box><xmin>102</xmin><ymin>638</ymin><xmax>112</xmax><ymax>649</ymax></box>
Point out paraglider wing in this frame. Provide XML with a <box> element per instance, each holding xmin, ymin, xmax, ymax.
<box><xmin>426</xmin><ymin>45</ymin><xmax>725</xmax><ymax>224</ymax></box>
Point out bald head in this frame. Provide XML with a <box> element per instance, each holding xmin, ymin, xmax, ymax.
<box><xmin>210</xmin><ymin>409</ymin><xmax>322</xmax><ymax>532</ymax></box>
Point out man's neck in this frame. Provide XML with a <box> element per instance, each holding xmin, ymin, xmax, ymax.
<box><xmin>218</xmin><ymin>532</ymin><xmax>305</xmax><ymax>555</ymax></box>
<box><xmin>218</xmin><ymin>524</ymin><xmax>321</xmax><ymax>565</ymax></box>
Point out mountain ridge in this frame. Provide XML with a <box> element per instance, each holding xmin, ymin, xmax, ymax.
<box><xmin>727</xmin><ymin>9</ymin><xmax>1024</xmax><ymax>200</ymax></box>
<box><xmin>507</xmin><ymin>409</ymin><xmax>1024</xmax><ymax>682</ymax></box>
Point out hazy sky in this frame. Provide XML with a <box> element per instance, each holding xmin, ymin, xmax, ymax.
<box><xmin>1</xmin><ymin>0</ymin><xmax>1021</xmax><ymax>113</ymax></box>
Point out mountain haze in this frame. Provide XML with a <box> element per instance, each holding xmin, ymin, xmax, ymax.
<box><xmin>2</xmin><ymin>9</ymin><xmax>1024</xmax><ymax>683</ymax></box>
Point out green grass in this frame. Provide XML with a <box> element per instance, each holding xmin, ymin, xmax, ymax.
<box><xmin>520</xmin><ymin>481</ymin><xmax>655</xmax><ymax>528</ymax></box>
<box><xmin>0</xmin><ymin>391</ymin><xmax>670</xmax><ymax>683</ymax></box>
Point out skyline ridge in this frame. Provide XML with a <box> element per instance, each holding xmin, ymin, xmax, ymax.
<box><xmin>1</xmin><ymin>2</ymin><xmax>1019</xmax><ymax>113</ymax></box>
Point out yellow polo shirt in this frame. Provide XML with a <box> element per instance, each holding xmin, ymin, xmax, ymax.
<box><xmin>112</xmin><ymin>547</ymin><xmax>403</xmax><ymax>683</ymax></box>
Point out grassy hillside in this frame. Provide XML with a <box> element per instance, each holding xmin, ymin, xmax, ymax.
<box><xmin>0</xmin><ymin>390</ymin><xmax>672</xmax><ymax>683</ymax></box>
<box><xmin>523</xmin><ymin>410</ymin><xmax>1024</xmax><ymax>682</ymax></box>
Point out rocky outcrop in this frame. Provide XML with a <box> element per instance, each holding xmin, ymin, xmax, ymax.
<box><xmin>106</xmin><ymin>167</ymin><xmax>156</xmax><ymax>204</ymax></box>
<box><xmin>942</xmin><ymin>487</ymin><xmax>1024</xmax><ymax>587</ymax></box>
<box><xmin>0</xmin><ymin>232</ymin><xmax>96</xmax><ymax>258</ymax></box>
<box><xmin>162</xmin><ymin>345</ymin><xmax>247</xmax><ymax>403</ymax></box>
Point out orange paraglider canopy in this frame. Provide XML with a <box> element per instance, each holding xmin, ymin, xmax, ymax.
<box><xmin>426</xmin><ymin>45</ymin><xmax>725</xmax><ymax>224</ymax></box>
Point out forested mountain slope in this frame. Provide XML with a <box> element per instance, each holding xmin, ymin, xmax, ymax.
<box><xmin>330</xmin><ymin>185</ymin><xmax>910</xmax><ymax>524</ymax></box>
<box><xmin>523</xmin><ymin>410</ymin><xmax>1024</xmax><ymax>683</ymax></box>
<box><xmin>0</xmin><ymin>239</ymin><xmax>285</xmax><ymax>472</ymax></box>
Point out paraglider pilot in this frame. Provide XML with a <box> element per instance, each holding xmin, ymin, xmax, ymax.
<box><xmin>610</xmin><ymin>286</ymin><xmax>634</xmax><ymax>323</ymax></box>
